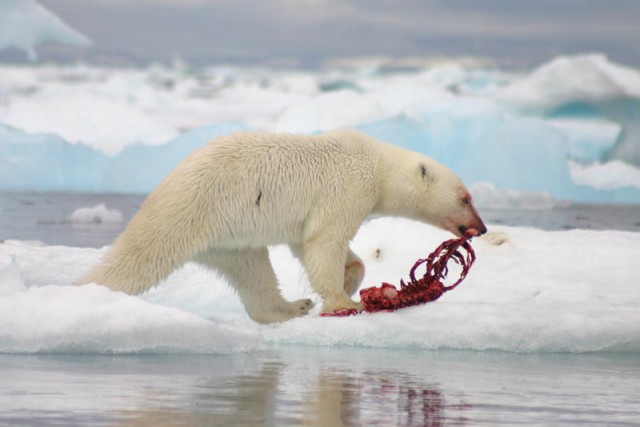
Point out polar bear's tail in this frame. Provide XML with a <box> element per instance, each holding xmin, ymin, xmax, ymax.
<box><xmin>75</xmin><ymin>232</ymin><xmax>183</xmax><ymax>295</ymax></box>
<box><xmin>75</xmin><ymin>196</ymin><xmax>206</xmax><ymax>295</ymax></box>
<box><xmin>75</xmin><ymin>230</ymin><xmax>189</xmax><ymax>295</ymax></box>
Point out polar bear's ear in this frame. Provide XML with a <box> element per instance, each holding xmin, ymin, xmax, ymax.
<box><xmin>419</xmin><ymin>163</ymin><xmax>436</xmax><ymax>186</ymax></box>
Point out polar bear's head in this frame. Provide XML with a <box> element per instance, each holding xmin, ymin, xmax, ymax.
<box><xmin>378</xmin><ymin>150</ymin><xmax>487</xmax><ymax>237</ymax></box>
<box><xmin>416</xmin><ymin>158</ymin><xmax>487</xmax><ymax>237</ymax></box>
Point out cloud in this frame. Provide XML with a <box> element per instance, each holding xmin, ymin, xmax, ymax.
<box><xmin>34</xmin><ymin>0</ymin><xmax>640</xmax><ymax>66</ymax></box>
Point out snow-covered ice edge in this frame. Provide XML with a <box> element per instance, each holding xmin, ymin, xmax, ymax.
<box><xmin>1</xmin><ymin>219</ymin><xmax>638</xmax><ymax>354</ymax></box>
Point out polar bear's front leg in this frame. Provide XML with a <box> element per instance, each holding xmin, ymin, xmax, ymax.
<box><xmin>299</xmin><ymin>237</ymin><xmax>364</xmax><ymax>314</ymax></box>
<box><xmin>290</xmin><ymin>245</ymin><xmax>364</xmax><ymax>297</ymax></box>
<box><xmin>195</xmin><ymin>248</ymin><xmax>314</xmax><ymax>324</ymax></box>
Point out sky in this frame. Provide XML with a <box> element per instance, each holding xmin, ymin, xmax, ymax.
<box><xmin>5</xmin><ymin>0</ymin><xmax>640</xmax><ymax>68</ymax></box>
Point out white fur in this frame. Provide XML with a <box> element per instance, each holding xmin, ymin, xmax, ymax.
<box><xmin>77</xmin><ymin>129</ymin><xmax>485</xmax><ymax>323</ymax></box>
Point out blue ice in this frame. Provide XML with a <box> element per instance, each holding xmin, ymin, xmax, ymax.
<box><xmin>0</xmin><ymin>0</ymin><xmax>92</xmax><ymax>61</ymax></box>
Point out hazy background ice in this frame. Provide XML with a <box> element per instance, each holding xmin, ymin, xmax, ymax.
<box><xmin>2</xmin><ymin>0</ymin><xmax>640</xmax><ymax>203</ymax></box>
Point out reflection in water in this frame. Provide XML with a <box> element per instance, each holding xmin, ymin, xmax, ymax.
<box><xmin>2</xmin><ymin>349</ymin><xmax>637</xmax><ymax>426</ymax></box>
<box><xmin>119</xmin><ymin>356</ymin><xmax>468</xmax><ymax>426</ymax></box>
<box><xmin>303</xmin><ymin>368</ymin><xmax>467</xmax><ymax>427</ymax></box>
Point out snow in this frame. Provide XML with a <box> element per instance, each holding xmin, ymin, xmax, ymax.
<box><xmin>68</xmin><ymin>204</ymin><xmax>123</xmax><ymax>224</ymax></box>
<box><xmin>1</xmin><ymin>218</ymin><xmax>638</xmax><ymax>354</ymax></box>
<box><xmin>0</xmin><ymin>242</ymin><xmax>259</xmax><ymax>354</ymax></box>
<box><xmin>0</xmin><ymin>0</ymin><xmax>91</xmax><ymax>61</ymax></box>
<box><xmin>1</xmin><ymin>55</ymin><xmax>640</xmax><ymax>203</ymax></box>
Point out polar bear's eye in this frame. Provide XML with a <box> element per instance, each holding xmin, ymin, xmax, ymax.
<box><xmin>462</xmin><ymin>197</ymin><xmax>470</xmax><ymax>205</ymax></box>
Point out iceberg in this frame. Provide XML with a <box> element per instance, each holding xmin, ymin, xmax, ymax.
<box><xmin>0</xmin><ymin>122</ymin><xmax>245</xmax><ymax>193</ymax></box>
<box><xmin>1</xmin><ymin>54</ymin><xmax>639</xmax><ymax>203</ymax></box>
<box><xmin>0</xmin><ymin>124</ymin><xmax>107</xmax><ymax>192</ymax></box>
<box><xmin>68</xmin><ymin>204</ymin><xmax>123</xmax><ymax>224</ymax></box>
<box><xmin>2</xmin><ymin>87</ymin><xmax>178</xmax><ymax>155</ymax></box>
<box><xmin>494</xmin><ymin>54</ymin><xmax>640</xmax><ymax>167</ymax></box>
<box><xmin>546</xmin><ymin>118</ymin><xmax>621</xmax><ymax>163</ymax></box>
<box><xmin>494</xmin><ymin>54</ymin><xmax>640</xmax><ymax>113</ymax></box>
<box><xmin>0</xmin><ymin>0</ymin><xmax>92</xmax><ymax>61</ymax></box>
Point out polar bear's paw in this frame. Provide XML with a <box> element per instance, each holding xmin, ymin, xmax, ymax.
<box><xmin>321</xmin><ymin>295</ymin><xmax>364</xmax><ymax>315</ymax></box>
<box><xmin>245</xmin><ymin>297</ymin><xmax>314</xmax><ymax>323</ymax></box>
<box><xmin>290</xmin><ymin>298</ymin><xmax>315</xmax><ymax>315</ymax></box>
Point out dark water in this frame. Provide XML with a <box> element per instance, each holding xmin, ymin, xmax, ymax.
<box><xmin>0</xmin><ymin>192</ymin><xmax>143</xmax><ymax>248</ymax></box>
<box><xmin>1</xmin><ymin>348</ymin><xmax>639</xmax><ymax>427</ymax></box>
<box><xmin>2</xmin><ymin>191</ymin><xmax>640</xmax><ymax>248</ymax></box>
<box><xmin>2</xmin><ymin>191</ymin><xmax>640</xmax><ymax>426</ymax></box>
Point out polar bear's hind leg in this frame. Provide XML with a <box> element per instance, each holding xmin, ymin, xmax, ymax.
<box><xmin>195</xmin><ymin>247</ymin><xmax>314</xmax><ymax>324</ymax></box>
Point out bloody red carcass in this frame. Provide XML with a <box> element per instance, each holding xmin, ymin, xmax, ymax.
<box><xmin>321</xmin><ymin>233</ymin><xmax>476</xmax><ymax>317</ymax></box>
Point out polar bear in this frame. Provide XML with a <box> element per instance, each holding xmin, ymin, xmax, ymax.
<box><xmin>77</xmin><ymin>129</ymin><xmax>486</xmax><ymax>323</ymax></box>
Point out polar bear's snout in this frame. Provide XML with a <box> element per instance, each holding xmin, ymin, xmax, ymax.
<box><xmin>442</xmin><ymin>196</ymin><xmax>488</xmax><ymax>238</ymax></box>
<box><xmin>459</xmin><ymin>205</ymin><xmax>487</xmax><ymax>237</ymax></box>
<box><xmin>467</xmin><ymin>204</ymin><xmax>488</xmax><ymax>236</ymax></box>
